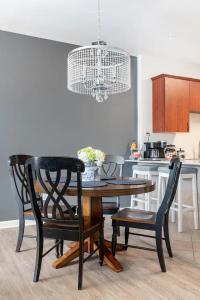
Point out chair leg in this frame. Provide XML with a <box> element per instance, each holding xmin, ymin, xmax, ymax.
<box><xmin>112</xmin><ymin>221</ymin><xmax>118</xmax><ymax>256</ymax></box>
<box><xmin>117</xmin><ymin>226</ymin><xmax>120</xmax><ymax>237</ymax></box>
<box><xmin>156</xmin><ymin>228</ymin><xmax>166</xmax><ymax>272</ymax></box>
<box><xmin>124</xmin><ymin>226</ymin><xmax>129</xmax><ymax>250</ymax></box>
<box><xmin>33</xmin><ymin>229</ymin><xmax>43</xmax><ymax>282</ymax></box>
<box><xmin>78</xmin><ymin>235</ymin><xmax>84</xmax><ymax>290</ymax></box>
<box><xmin>163</xmin><ymin>215</ymin><xmax>173</xmax><ymax>257</ymax></box>
<box><xmin>55</xmin><ymin>240</ymin><xmax>64</xmax><ymax>258</ymax></box>
<box><xmin>16</xmin><ymin>208</ymin><xmax>25</xmax><ymax>252</ymax></box>
<box><xmin>55</xmin><ymin>240</ymin><xmax>59</xmax><ymax>258</ymax></box>
<box><xmin>59</xmin><ymin>240</ymin><xmax>64</xmax><ymax>257</ymax></box>
<box><xmin>99</xmin><ymin>223</ymin><xmax>104</xmax><ymax>266</ymax></box>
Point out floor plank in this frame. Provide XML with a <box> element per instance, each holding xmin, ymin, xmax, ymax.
<box><xmin>0</xmin><ymin>216</ymin><xmax>200</xmax><ymax>300</ymax></box>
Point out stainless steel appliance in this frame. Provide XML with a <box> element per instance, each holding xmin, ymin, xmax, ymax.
<box><xmin>176</xmin><ymin>148</ymin><xmax>185</xmax><ymax>160</ymax></box>
<box><xmin>143</xmin><ymin>141</ymin><xmax>167</xmax><ymax>159</ymax></box>
<box><xmin>164</xmin><ymin>144</ymin><xmax>176</xmax><ymax>160</ymax></box>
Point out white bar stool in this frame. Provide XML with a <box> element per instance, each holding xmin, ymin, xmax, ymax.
<box><xmin>158</xmin><ymin>166</ymin><xmax>199</xmax><ymax>232</ymax></box>
<box><xmin>131</xmin><ymin>164</ymin><xmax>159</xmax><ymax>211</ymax></box>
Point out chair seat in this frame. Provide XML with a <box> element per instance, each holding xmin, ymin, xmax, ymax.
<box><xmin>133</xmin><ymin>165</ymin><xmax>158</xmax><ymax>172</ymax></box>
<box><xmin>158</xmin><ymin>166</ymin><xmax>196</xmax><ymax>174</ymax></box>
<box><xmin>111</xmin><ymin>208</ymin><xmax>156</xmax><ymax>224</ymax></box>
<box><xmin>102</xmin><ymin>202</ymin><xmax>119</xmax><ymax>214</ymax></box>
<box><xmin>43</xmin><ymin>216</ymin><xmax>103</xmax><ymax>232</ymax></box>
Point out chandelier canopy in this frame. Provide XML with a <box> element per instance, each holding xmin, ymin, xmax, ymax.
<box><xmin>67</xmin><ymin>1</ymin><xmax>131</xmax><ymax>102</ymax></box>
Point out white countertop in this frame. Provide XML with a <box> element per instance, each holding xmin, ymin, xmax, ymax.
<box><xmin>125</xmin><ymin>159</ymin><xmax>200</xmax><ymax>166</ymax></box>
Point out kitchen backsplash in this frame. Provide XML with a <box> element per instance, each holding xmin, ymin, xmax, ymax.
<box><xmin>145</xmin><ymin>113</ymin><xmax>200</xmax><ymax>159</ymax></box>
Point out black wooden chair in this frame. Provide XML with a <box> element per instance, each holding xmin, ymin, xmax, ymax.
<box><xmin>25</xmin><ymin>156</ymin><xmax>104</xmax><ymax>290</ymax></box>
<box><xmin>8</xmin><ymin>154</ymin><xmax>43</xmax><ymax>252</ymax></box>
<box><xmin>101</xmin><ymin>155</ymin><xmax>124</xmax><ymax>214</ymax></box>
<box><xmin>111</xmin><ymin>157</ymin><xmax>182</xmax><ymax>272</ymax></box>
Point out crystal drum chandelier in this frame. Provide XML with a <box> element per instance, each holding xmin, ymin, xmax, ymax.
<box><xmin>67</xmin><ymin>0</ymin><xmax>131</xmax><ymax>102</ymax></box>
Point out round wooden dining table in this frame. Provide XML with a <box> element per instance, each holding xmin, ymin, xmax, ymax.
<box><xmin>35</xmin><ymin>179</ymin><xmax>155</xmax><ymax>272</ymax></box>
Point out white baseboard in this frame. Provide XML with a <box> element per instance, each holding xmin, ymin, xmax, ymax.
<box><xmin>0</xmin><ymin>219</ymin><xmax>35</xmax><ymax>229</ymax></box>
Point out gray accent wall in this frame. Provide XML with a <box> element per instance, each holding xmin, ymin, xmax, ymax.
<box><xmin>0</xmin><ymin>30</ymin><xmax>137</xmax><ymax>221</ymax></box>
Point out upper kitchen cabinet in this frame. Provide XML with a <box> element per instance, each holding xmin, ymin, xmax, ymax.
<box><xmin>189</xmin><ymin>80</ymin><xmax>200</xmax><ymax>112</ymax></box>
<box><xmin>152</xmin><ymin>74</ymin><xmax>189</xmax><ymax>132</ymax></box>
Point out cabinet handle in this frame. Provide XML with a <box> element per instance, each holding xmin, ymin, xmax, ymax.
<box><xmin>187</xmin><ymin>122</ymin><xmax>189</xmax><ymax>131</ymax></box>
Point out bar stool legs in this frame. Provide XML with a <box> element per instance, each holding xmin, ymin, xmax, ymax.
<box><xmin>157</xmin><ymin>174</ymin><xmax>162</xmax><ymax>211</ymax></box>
<box><xmin>171</xmin><ymin>199</ymin><xmax>176</xmax><ymax>223</ymax></box>
<box><xmin>158</xmin><ymin>169</ymin><xmax>199</xmax><ymax>233</ymax></box>
<box><xmin>144</xmin><ymin>192</ymin><xmax>150</xmax><ymax>211</ymax></box>
<box><xmin>131</xmin><ymin>168</ymin><xmax>158</xmax><ymax>211</ymax></box>
<box><xmin>131</xmin><ymin>172</ymin><xmax>151</xmax><ymax>210</ymax></box>
<box><xmin>177</xmin><ymin>178</ymin><xmax>183</xmax><ymax>233</ymax></box>
<box><xmin>192</xmin><ymin>173</ymin><xmax>199</xmax><ymax>230</ymax></box>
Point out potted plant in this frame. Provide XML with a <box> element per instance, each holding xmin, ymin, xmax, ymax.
<box><xmin>77</xmin><ymin>147</ymin><xmax>105</xmax><ymax>181</ymax></box>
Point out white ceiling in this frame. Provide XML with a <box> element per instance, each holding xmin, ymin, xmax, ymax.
<box><xmin>1</xmin><ymin>0</ymin><xmax>200</xmax><ymax>64</ymax></box>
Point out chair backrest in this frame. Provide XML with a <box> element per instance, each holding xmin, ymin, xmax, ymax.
<box><xmin>8</xmin><ymin>154</ymin><xmax>33</xmax><ymax>207</ymax></box>
<box><xmin>156</xmin><ymin>157</ymin><xmax>182</xmax><ymax>225</ymax></box>
<box><xmin>25</xmin><ymin>156</ymin><xmax>85</xmax><ymax>228</ymax></box>
<box><xmin>101</xmin><ymin>155</ymin><xmax>124</xmax><ymax>178</ymax></box>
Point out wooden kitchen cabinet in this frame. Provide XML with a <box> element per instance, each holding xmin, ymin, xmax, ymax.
<box><xmin>152</xmin><ymin>74</ymin><xmax>189</xmax><ymax>132</ymax></box>
<box><xmin>189</xmin><ymin>81</ymin><xmax>200</xmax><ymax>112</ymax></box>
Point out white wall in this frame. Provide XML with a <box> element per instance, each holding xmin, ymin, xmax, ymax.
<box><xmin>138</xmin><ymin>54</ymin><xmax>200</xmax><ymax>158</ymax></box>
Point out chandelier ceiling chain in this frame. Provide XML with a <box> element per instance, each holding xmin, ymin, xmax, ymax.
<box><xmin>67</xmin><ymin>0</ymin><xmax>131</xmax><ymax>102</ymax></box>
<box><xmin>97</xmin><ymin>0</ymin><xmax>101</xmax><ymax>42</ymax></box>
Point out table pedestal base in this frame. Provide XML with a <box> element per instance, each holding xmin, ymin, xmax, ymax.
<box><xmin>52</xmin><ymin>196</ymin><xmax>124</xmax><ymax>272</ymax></box>
<box><xmin>52</xmin><ymin>239</ymin><xmax>123</xmax><ymax>272</ymax></box>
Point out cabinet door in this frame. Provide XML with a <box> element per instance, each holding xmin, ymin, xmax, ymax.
<box><xmin>152</xmin><ymin>77</ymin><xmax>165</xmax><ymax>132</ymax></box>
<box><xmin>189</xmin><ymin>81</ymin><xmax>200</xmax><ymax>112</ymax></box>
<box><xmin>165</xmin><ymin>77</ymin><xmax>189</xmax><ymax>132</ymax></box>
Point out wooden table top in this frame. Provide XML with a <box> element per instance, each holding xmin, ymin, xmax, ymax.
<box><xmin>35</xmin><ymin>179</ymin><xmax>155</xmax><ymax>198</ymax></box>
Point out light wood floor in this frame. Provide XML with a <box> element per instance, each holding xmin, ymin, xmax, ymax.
<box><xmin>0</xmin><ymin>216</ymin><xmax>200</xmax><ymax>300</ymax></box>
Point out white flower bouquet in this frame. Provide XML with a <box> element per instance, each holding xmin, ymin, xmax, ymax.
<box><xmin>77</xmin><ymin>146</ymin><xmax>105</xmax><ymax>167</ymax></box>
